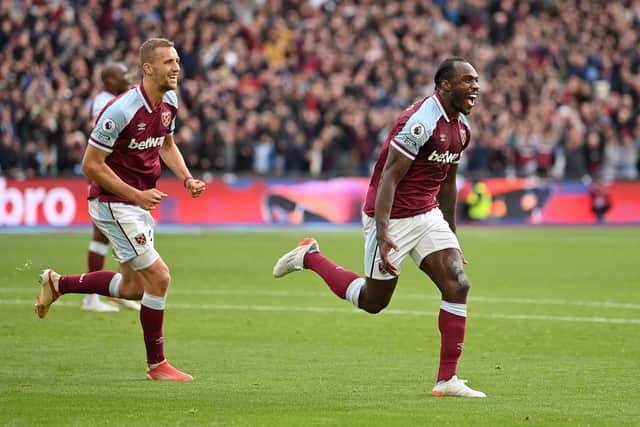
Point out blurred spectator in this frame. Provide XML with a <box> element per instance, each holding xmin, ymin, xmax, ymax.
<box><xmin>583</xmin><ymin>131</ymin><xmax>605</xmax><ymax>179</ymax></box>
<box><xmin>0</xmin><ymin>0</ymin><xmax>639</xmax><ymax>181</ymax></box>
<box><xmin>563</xmin><ymin>128</ymin><xmax>588</xmax><ymax>180</ymax></box>
<box><xmin>590</xmin><ymin>181</ymin><xmax>612</xmax><ymax>223</ymax></box>
<box><xmin>0</xmin><ymin>133</ymin><xmax>20</xmax><ymax>175</ymax></box>
<box><xmin>603</xmin><ymin>134</ymin><xmax>640</xmax><ymax>181</ymax></box>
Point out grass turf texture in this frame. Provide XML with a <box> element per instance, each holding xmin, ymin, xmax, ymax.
<box><xmin>0</xmin><ymin>227</ymin><xmax>638</xmax><ymax>426</ymax></box>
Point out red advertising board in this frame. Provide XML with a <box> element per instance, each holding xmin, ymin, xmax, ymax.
<box><xmin>0</xmin><ymin>178</ymin><xmax>92</xmax><ymax>226</ymax></box>
<box><xmin>0</xmin><ymin>177</ymin><xmax>268</xmax><ymax>226</ymax></box>
<box><xmin>1</xmin><ymin>177</ymin><xmax>639</xmax><ymax>227</ymax></box>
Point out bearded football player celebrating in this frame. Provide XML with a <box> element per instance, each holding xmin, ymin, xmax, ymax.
<box><xmin>35</xmin><ymin>38</ymin><xmax>206</xmax><ymax>381</ymax></box>
<box><xmin>274</xmin><ymin>57</ymin><xmax>486</xmax><ymax>397</ymax></box>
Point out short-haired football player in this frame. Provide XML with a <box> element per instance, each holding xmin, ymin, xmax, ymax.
<box><xmin>273</xmin><ymin>57</ymin><xmax>486</xmax><ymax>397</ymax></box>
<box><xmin>36</xmin><ymin>38</ymin><xmax>206</xmax><ymax>381</ymax></box>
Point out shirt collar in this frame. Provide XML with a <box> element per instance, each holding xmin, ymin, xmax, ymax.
<box><xmin>136</xmin><ymin>82</ymin><xmax>154</xmax><ymax>113</ymax></box>
<box><xmin>434</xmin><ymin>91</ymin><xmax>460</xmax><ymax>123</ymax></box>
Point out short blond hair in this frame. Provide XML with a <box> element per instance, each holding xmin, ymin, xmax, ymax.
<box><xmin>140</xmin><ymin>38</ymin><xmax>174</xmax><ymax>65</ymax></box>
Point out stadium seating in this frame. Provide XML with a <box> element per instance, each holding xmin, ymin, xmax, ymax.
<box><xmin>1</xmin><ymin>1</ymin><xmax>638</xmax><ymax>181</ymax></box>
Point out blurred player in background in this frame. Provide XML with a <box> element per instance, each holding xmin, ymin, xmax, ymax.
<box><xmin>82</xmin><ymin>62</ymin><xmax>141</xmax><ymax>313</ymax></box>
<box><xmin>273</xmin><ymin>57</ymin><xmax>486</xmax><ymax>397</ymax></box>
<box><xmin>35</xmin><ymin>38</ymin><xmax>206</xmax><ymax>381</ymax></box>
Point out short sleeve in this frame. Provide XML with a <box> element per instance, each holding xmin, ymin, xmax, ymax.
<box><xmin>88</xmin><ymin>106</ymin><xmax>126</xmax><ymax>153</ymax></box>
<box><xmin>390</xmin><ymin>116</ymin><xmax>434</xmax><ymax>161</ymax></box>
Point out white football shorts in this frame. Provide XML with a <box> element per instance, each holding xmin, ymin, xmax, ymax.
<box><xmin>88</xmin><ymin>199</ymin><xmax>160</xmax><ymax>270</ymax></box>
<box><xmin>362</xmin><ymin>207</ymin><xmax>461</xmax><ymax>280</ymax></box>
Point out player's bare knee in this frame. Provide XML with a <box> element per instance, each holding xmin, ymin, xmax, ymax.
<box><xmin>360</xmin><ymin>299</ymin><xmax>390</xmax><ymax>314</ymax></box>
<box><xmin>443</xmin><ymin>277</ymin><xmax>470</xmax><ymax>301</ymax></box>
<box><xmin>457</xmin><ymin>277</ymin><xmax>471</xmax><ymax>298</ymax></box>
<box><xmin>157</xmin><ymin>270</ymin><xmax>171</xmax><ymax>293</ymax></box>
<box><xmin>446</xmin><ymin>255</ymin><xmax>470</xmax><ymax>296</ymax></box>
<box><xmin>367</xmin><ymin>303</ymin><xmax>388</xmax><ymax>314</ymax></box>
<box><xmin>458</xmin><ymin>274</ymin><xmax>471</xmax><ymax>292</ymax></box>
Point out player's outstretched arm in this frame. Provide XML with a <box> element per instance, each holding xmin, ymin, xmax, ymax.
<box><xmin>159</xmin><ymin>134</ymin><xmax>206</xmax><ymax>198</ymax></box>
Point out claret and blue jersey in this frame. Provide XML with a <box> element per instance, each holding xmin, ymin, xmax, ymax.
<box><xmin>364</xmin><ymin>91</ymin><xmax>471</xmax><ymax>219</ymax></box>
<box><xmin>88</xmin><ymin>83</ymin><xmax>178</xmax><ymax>203</ymax></box>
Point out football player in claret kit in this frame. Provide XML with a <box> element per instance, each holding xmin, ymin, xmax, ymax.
<box><xmin>35</xmin><ymin>38</ymin><xmax>206</xmax><ymax>381</ymax></box>
<box><xmin>273</xmin><ymin>57</ymin><xmax>486</xmax><ymax>397</ymax></box>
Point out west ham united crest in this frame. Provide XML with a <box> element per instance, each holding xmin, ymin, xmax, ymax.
<box><xmin>134</xmin><ymin>233</ymin><xmax>147</xmax><ymax>245</ymax></box>
<box><xmin>161</xmin><ymin>111</ymin><xmax>171</xmax><ymax>128</ymax></box>
<box><xmin>460</xmin><ymin>128</ymin><xmax>467</xmax><ymax>145</ymax></box>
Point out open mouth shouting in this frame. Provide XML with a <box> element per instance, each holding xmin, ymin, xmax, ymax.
<box><xmin>466</xmin><ymin>93</ymin><xmax>477</xmax><ymax>109</ymax></box>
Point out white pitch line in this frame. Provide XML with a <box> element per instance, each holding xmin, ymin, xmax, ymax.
<box><xmin>2</xmin><ymin>287</ymin><xmax>639</xmax><ymax>310</ymax></box>
<box><xmin>471</xmin><ymin>295</ymin><xmax>640</xmax><ymax>310</ymax></box>
<box><xmin>3</xmin><ymin>299</ymin><xmax>639</xmax><ymax>325</ymax></box>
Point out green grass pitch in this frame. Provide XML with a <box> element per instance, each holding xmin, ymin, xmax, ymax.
<box><xmin>1</xmin><ymin>227</ymin><xmax>639</xmax><ymax>426</ymax></box>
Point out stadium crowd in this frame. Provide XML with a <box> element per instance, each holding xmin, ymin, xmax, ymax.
<box><xmin>1</xmin><ymin>0</ymin><xmax>639</xmax><ymax>182</ymax></box>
